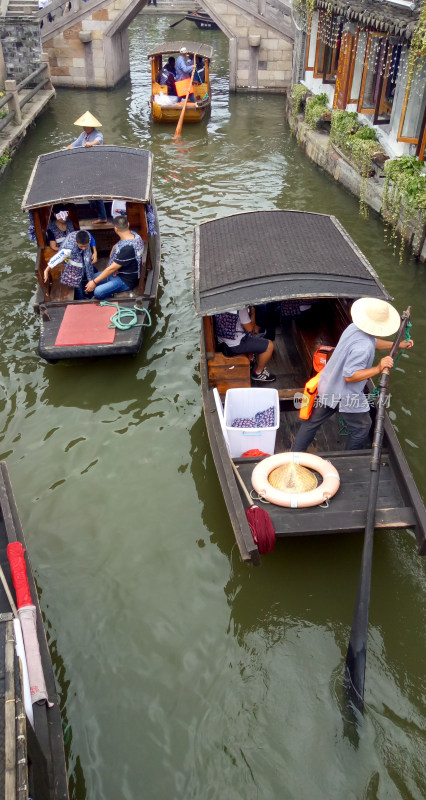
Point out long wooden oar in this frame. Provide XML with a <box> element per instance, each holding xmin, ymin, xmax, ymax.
<box><xmin>344</xmin><ymin>306</ymin><xmax>411</xmax><ymax>712</ymax></box>
<box><xmin>173</xmin><ymin>56</ymin><xmax>197</xmax><ymax>140</ymax></box>
<box><xmin>169</xmin><ymin>16</ymin><xmax>186</xmax><ymax>27</ymax></box>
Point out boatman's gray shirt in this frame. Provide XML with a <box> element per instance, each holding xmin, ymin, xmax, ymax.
<box><xmin>71</xmin><ymin>129</ymin><xmax>103</xmax><ymax>148</ymax></box>
<box><xmin>317</xmin><ymin>323</ymin><xmax>376</xmax><ymax>413</ymax></box>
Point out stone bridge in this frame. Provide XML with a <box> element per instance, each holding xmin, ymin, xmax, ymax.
<box><xmin>39</xmin><ymin>0</ymin><xmax>294</xmax><ymax>90</ymax></box>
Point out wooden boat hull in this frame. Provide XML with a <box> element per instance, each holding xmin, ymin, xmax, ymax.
<box><xmin>151</xmin><ymin>98</ymin><xmax>209</xmax><ymax>124</ymax></box>
<box><xmin>22</xmin><ymin>148</ymin><xmax>161</xmax><ymax>362</ymax></box>
<box><xmin>0</xmin><ymin>462</ymin><xmax>69</xmax><ymax>798</ymax></box>
<box><xmin>185</xmin><ymin>13</ymin><xmax>219</xmax><ymax>30</ymax></box>
<box><xmin>201</xmin><ymin>334</ymin><xmax>426</xmax><ymax>565</ymax></box>
<box><xmin>194</xmin><ymin>211</ymin><xmax>426</xmax><ymax>565</ymax></box>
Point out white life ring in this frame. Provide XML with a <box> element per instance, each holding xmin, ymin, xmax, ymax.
<box><xmin>251</xmin><ymin>452</ymin><xmax>340</xmax><ymax>509</ymax></box>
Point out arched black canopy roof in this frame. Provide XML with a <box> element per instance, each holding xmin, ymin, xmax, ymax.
<box><xmin>22</xmin><ymin>147</ymin><xmax>153</xmax><ymax>210</ymax></box>
<box><xmin>147</xmin><ymin>41</ymin><xmax>213</xmax><ymax>59</ymax></box>
<box><xmin>193</xmin><ymin>210</ymin><xmax>391</xmax><ymax>316</ymax></box>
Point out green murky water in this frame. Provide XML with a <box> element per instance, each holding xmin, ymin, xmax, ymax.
<box><xmin>1</xmin><ymin>12</ymin><xmax>425</xmax><ymax>799</ymax></box>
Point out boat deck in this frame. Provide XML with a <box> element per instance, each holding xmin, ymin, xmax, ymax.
<box><xmin>224</xmin><ymin>321</ymin><xmax>420</xmax><ymax>541</ymax></box>
<box><xmin>235</xmin><ymin>450</ymin><xmax>416</xmax><ymax>537</ymax></box>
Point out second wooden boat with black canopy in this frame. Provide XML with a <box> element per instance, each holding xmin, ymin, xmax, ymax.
<box><xmin>193</xmin><ymin>210</ymin><xmax>426</xmax><ymax>566</ymax></box>
<box><xmin>22</xmin><ymin>146</ymin><xmax>161</xmax><ymax>362</ymax></box>
<box><xmin>0</xmin><ymin>461</ymin><xmax>69</xmax><ymax>799</ymax></box>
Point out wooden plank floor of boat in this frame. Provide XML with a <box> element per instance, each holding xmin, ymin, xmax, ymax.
<box><xmin>235</xmin><ymin>450</ymin><xmax>416</xmax><ymax>537</ymax></box>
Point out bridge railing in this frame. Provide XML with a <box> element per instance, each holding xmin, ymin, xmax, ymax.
<box><xmin>36</xmin><ymin>0</ymin><xmax>83</xmax><ymax>35</ymax></box>
<box><xmin>0</xmin><ymin>56</ymin><xmax>52</xmax><ymax>133</ymax></box>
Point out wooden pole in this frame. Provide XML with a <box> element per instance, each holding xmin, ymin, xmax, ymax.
<box><xmin>173</xmin><ymin>55</ymin><xmax>197</xmax><ymax>140</ymax></box>
<box><xmin>344</xmin><ymin>307</ymin><xmax>411</xmax><ymax>712</ymax></box>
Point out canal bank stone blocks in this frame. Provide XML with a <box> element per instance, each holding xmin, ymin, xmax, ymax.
<box><xmin>1</xmin><ymin>20</ymin><xmax>42</xmax><ymax>82</ymax></box>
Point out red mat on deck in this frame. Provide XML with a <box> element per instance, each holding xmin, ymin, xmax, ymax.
<box><xmin>55</xmin><ymin>304</ymin><xmax>116</xmax><ymax>347</ymax></box>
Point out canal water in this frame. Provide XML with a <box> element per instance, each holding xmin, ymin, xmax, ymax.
<box><xmin>1</xmin><ymin>12</ymin><xmax>425</xmax><ymax>800</ymax></box>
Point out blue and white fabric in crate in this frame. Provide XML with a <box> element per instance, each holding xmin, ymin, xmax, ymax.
<box><xmin>231</xmin><ymin>406</ymin><xmax>275</xmax><ymax>429</ymax></box>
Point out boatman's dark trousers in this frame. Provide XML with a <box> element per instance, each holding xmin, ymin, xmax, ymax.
<box><xmin>292</xmin><ymin>404</ymin><xmax>372</xmax><ymax>452</ymax></box>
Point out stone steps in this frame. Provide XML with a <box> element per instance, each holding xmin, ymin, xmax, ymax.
<box><xmin>144</xmin><ymin>0</ymin><xmax>201</xmax><ymax>12</ymax></box>
<box><xmin>5</xmin><ymin>0</ymin><xmax>39</xmax><ymax>16</ymax></box>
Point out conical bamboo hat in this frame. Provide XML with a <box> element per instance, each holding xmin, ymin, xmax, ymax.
<box><xmin>268</xmin><ymin>462</ymin><xmax>318</xmax><ymax>493</ymax></box>
<box><xmin>73</xmin><ymin>111</ymin><xmax>102</xmax><ymax>127</ymax></box>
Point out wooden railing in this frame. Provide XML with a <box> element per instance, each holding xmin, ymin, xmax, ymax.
<box><xmin>0</xmin><ymin>55</ymin><xmax>52</xmax><ymax>133</ymax></box>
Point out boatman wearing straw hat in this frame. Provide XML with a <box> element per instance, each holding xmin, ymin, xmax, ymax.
<box><xmin>66</xmin><ymin>111</ymin><xmax>107</xmax><ymax>225</ymax></box>
<box><xmin>66</xmin><ymin>110</ymin><xmax>103</xmax><ymax>150</ymax></box>
<box><xmin>292</xmin><ymin>298</ymin><xmax>414</xmax><ymax>452</ymax></box>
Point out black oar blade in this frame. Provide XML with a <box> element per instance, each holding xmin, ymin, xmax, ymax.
<box><xmin>344</xmin><ymin>641</ymin><xmax>366</xmax><ymax>713</ymax></box>
<box><xmin>246</xmin><ymin>505</ymin><xmax>275</xmax><ymax>554</ymax></box>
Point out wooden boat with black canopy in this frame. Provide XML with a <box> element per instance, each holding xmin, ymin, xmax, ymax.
<box><xmin>148</xmin><ymin>41</ymin><xmax>212</xmax><ymax>124</ymax></box>
<box><xmin>0</xmin><ymin>461</ymin><xmax>69</xmax><ymax>799</ymax></box>
<box><xmin>193</xmin><ymin>210</ymin><xmax>426</xmax><ymax>566</ymax></box>
<box><xmin>22</xmin><ymin>146</ymin><xmax>160</xmax><ymax>362</ymax></box>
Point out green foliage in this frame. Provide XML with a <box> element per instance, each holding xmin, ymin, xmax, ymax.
<box><xmin>383</xmin><ymin>156</ymin><xmax>426</xmax><ymax>259</ymax></box>
<box><xmin>407</xmin><ymin>0</ymin><xmax>426</xmax><ymax>94</ymax></box>
<box><xmin>0</xmin><ymin>149</ymin><xmax>11</xmax><ymax>169</ymax></box>
<box><xmin>330</xmin><ymin>110</ymin><xmax>360</xmax><ymax>149</ymax></box>
<box><xmin>305</xmin><ymin>93</ymin><xmax>329</xmax><ymax>129</ymax></box>
<box><xmin>330</xmin><ymin>110</ymin><xmax>383</xmax><ymax>217</ymax></box>
<box><xmin>291</xmin><ymin>83</ymin><xmax>308</xmax><ymax>115</ymax></box>
<box><xmin>352</xmin><ymin>126</ymin><xmax>378</xmax><ymax>142</ymax></box>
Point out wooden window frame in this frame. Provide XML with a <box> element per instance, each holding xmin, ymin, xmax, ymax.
<box><xmin>358</xmin><ymin>32</ymin><xmax>388</xmax><ymax>115</ymax></box>
<box><xmin>349</xmin><ymin>29</ymin><xmax>365</xmax><ymax>104</ymax></box>
<box><xmin>313</xmin><ymin>11</ymin><xmax>341</xmax><ymax>84</ymax></box>
<box><xmin>398</xmin><ymin>73</ymin><xmax>426</xmax><ymax>144</ymax></box>
<box><xmin>416</xmin><ymin>106</ymin><xmax>426</xmax><ymax>160</ymax></box>
<box><xmin>313</xmin><ymin>12</ymin><xmax>326</xmax><ymax>79</ymax></box>
<box><xmin>305</xmin><ymin>14</ymin><xmax>313</xmax><ymax>71</ymax></box>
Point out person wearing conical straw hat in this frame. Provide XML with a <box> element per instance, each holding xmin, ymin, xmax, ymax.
<box><xmin>66</xmin><ymin>111</ymin><xmax>107</xmax><ymax>224</ymax></box>
<box><xmin>292</xmin><ymin>298</ymin><xmax>414</xmax><ymax>453</ymax></box>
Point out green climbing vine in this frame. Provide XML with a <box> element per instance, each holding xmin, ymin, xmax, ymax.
<box><xmin>304</xmin><ymin>92</ymin><xmax>329</xmax><ymax>129</ymax></box>
<box><xmin>330</xmin><ymin>110</ymin><xmax>385</xmax><ymax>217</ymax></box>
<box><xmin>382</xmin><ymin>156</ymin><xmax>426</xmax><ymax>260</ymax></box>
<box><xmin>0</xmin><ymin>149</ymin><xmax>11</xmax><ymax>169</ymax></box>
<box><xmin>405</xmin><ymin>0</ymin><xmax>426</xmax><ymax>96</ymax></box>
<box><xmin>290</xmin><ymin>83</ymin><xmax>309</xmax><ymax>131</ymax></box>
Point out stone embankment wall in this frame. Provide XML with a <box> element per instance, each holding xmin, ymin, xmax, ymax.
<box><xmin>287</xmin><ymin>101</ymin><xmax>426</xmax><ymax>262</ymax></box>
<box><xmin>1</xmin><ymin>20</ymin><xmax>42</xmax><ymax>83</ymax></box>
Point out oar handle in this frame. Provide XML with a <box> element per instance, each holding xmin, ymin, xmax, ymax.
<box><xmin>230</xmin><ymin>458</ymin><xmax>254</xmax><ymax>507</ymax></box>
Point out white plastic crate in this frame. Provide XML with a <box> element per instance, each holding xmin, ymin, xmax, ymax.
<box><xmin>223</xmin><ymin>387</ymin><xmax>279</xmax><ymax>458</ymax></box>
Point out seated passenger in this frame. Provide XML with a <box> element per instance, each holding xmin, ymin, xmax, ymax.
<box><xmin>85</xmin><ymin>214</ymin><xmax>143</xmax><ymax>298</ymax></box>
<box><xmin>194</xmin><ymin>56</ymin><xmax>205</xmax><ymax>84</ymax></box>
<box><xmin>46</xmin><ymin>204</ymin><xmax>75</xmax><ymax>251</ymax></box>
<box><xmin>165</xmin><ymin>56</ymin><xmax>176</xmax><ymax>77</ymax></box>
<box><xmin>214</xmin><ymin>307</ymin><xmax>276</xmax><ymax>383</ymax></box>
<box><xmin>43</xmin><ymin>229</ymin><xmax>98</xmax><ymax>300</ymax></box>
<box><xmin>156</xmin><ymin>63</ymin><xmax>176</xmax><ymax>95</ymax></box>
<box><xmin>85</xmin><ymin>244</ymin><xmax>139</xmax><ymax>299</ymax></box>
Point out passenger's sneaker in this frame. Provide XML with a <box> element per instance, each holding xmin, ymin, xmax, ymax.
<box><xmin>251</xmin><ymin>369</ymin><xmax>276</xmax><ymax>383</ymax></box>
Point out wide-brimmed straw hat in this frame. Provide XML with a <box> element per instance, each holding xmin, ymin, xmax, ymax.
<box><xmin>179</xmin><ymin>47</ymin><xmax>188</xmax><ymax>54</ymax></box>
<box><xmin>351</xmin><ymin>297</ymin><xmax>400</xmax><ymax>337</ymax></box>
<box><xmin>74</xmin><ymin>111</ymin><xmax>102</xmax><ymax>128</ymax></box>
<box><xmin>268</xmin><ymin>463</ymin><xmax>318</xmax><ymax>493</ymax></box>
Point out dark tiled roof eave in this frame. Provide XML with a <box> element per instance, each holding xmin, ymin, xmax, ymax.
<box><xmin>315</xmin><ymin>0</ymin><xmax>420</xmax><ymax>38</ymax></box>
